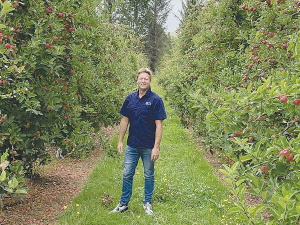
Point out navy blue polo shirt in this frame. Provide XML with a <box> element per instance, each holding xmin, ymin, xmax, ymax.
<box><xmin>120</xmin><ymin>87</ymin><xmax>167</xmax><ymax>148</ymax></box>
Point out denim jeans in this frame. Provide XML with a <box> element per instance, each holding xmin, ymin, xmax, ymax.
<box><xmin>120</xmin><ymin>145</ymin><xmax>155</xmax><ymax>205</ymax></box>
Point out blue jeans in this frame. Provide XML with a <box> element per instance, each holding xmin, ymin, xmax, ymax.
<box><xmin>120</xmin><ymin>145</ymin><xmax>155</xmax><ymax>205</ymax></box>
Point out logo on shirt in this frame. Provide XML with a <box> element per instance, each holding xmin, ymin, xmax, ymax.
<box><xmin>145</xmin><ymin>102</ymin><xmax>151</xmax><ymax>105</ymax></box>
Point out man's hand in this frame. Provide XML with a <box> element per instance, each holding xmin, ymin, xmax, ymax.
<box><xmin>117</xmin><ymin>142</ymin><xmax>123</xmax><ymax>155</ymax></box>
<box><xmin>151</xmin><ymin>147</ymin><xmax>160</xmax><ymax>161</ymax></box>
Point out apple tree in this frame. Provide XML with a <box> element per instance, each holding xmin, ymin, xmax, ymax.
<box><xmin>158</xmin><ymin>0</ymin><xmax>300</xmax><ymax>223</ymax></box>
<box><xmin>0</xmin><ymin>0</ymin><xmax>146</xmax><ymax>176</ymax></box>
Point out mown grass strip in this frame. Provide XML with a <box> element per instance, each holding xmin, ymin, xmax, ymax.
<box><xmin>59</xmin><ymin>77</ymin><xmax>233</xmax><ymax>225</ymax></box>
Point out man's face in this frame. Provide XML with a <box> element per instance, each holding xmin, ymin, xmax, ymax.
<box><xmin>137</xmin><ymin>72</ymin><xmax>151</xmax><ymax>91</ymax></box>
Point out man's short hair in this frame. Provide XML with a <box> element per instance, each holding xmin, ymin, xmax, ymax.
<box><xmin>137</xmin><ymin>68</ymin><xmax>152</xmax><ymax>80</ymax></box>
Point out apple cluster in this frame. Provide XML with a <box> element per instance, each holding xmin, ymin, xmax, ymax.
<box><xmin>279</xmin><ymin>149</ymin><xmax>294</xmax><ymax>161</ymax></box>
<box><xmin>278</xmin><ymin>94</ymin><xmax>300</xmax><ymax>105</ymax></box>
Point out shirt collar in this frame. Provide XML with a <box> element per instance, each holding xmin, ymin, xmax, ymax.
<box><xmin>137</xmin><ymin>87</ymin><xmax>152</xmax><ymax>98</ymax></box>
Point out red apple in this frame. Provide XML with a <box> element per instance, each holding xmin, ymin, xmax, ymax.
<box><xmin>279</xmin><ymin>149</ymin><xmax>290</xmax><ymax>156</ymax></box>
<box><xmin>261</xmin><ymin>165</ymin><xmax>268</xmax><ymax>172</ymax></box>
<box><xmin>53</xmin><ymin>36</ymin><xmax>59</xmax><ymax>42</ymax></box>
<box><xmin>280</xmin><ymin>95</ymin><xmax>288</xmax><ymax>103</ymax></box>
<box><xmin>12</xmin><ymin>2</ymin><xmax>19</xmax><ymax>8</ymax></box>
<box><xmin>282</xmin><ymin>43</ymin><xmax>288</xmax><ymax>49</ymax></box>
<box><xmin>293</xmin><ymin>99</ymin><xmax>300</xmax><ymax>105</ymax></box>
<box><xmin>12</xmin><ymin>150</ymin><xmax>17</xmax><ymax>155</ymax></box>
<box><xmin>286</xmin><ymin>154</ymin><xmax>294</xmax><ymax>161</ymax></box>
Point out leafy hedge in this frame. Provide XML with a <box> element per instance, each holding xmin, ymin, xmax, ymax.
<box><xmin>0</xmin><ymin>0</ymin><xmax>146</xmax><ymax>196</ymax></box>
<box><xmin>159</xmin><ymin>0</ymin><xmax>300</xmax><ymax>223</ymax></box>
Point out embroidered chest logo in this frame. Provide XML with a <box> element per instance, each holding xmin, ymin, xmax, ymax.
<box><xmin>145</xmin><ymin>102</ymin><xmax>151</xmax><ymax>105</ymax></box>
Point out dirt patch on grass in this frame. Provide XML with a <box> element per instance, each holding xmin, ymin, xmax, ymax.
<box><xmin>0</xmin><ymin>126</ymin><xmax>118</xmax><ymax>225</ymax></box>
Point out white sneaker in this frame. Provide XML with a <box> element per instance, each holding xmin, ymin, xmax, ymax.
<box><xmin>143</xmin><ymin>202</ymin><xmax>154</xmax><ymax>215</ymax></box>
<box><xmin>110</xmin><ymin>203</ymin><xmax>128</xmax><ymax>213</ymax></box>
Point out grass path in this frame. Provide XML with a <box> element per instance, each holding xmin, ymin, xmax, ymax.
<box><xmin>59</xmin><ymin>78</ymin><xmax>232</xmax><ymax>224</ymax></box>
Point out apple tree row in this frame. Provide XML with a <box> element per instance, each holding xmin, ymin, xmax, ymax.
<box><xmin>159</xmin><ymin>0</ymin><xmax>300</xmax><ymax>223</ymax></box>
<box><xmin>0</xmin><ymin>0</ymin><xmax>146</xmax><ymax>196</ymax></box>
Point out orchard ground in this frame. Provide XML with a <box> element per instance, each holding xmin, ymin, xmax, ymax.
<box><xmin>0</xmin><ymin>127</ymin><xmax>116</xmax><ymax>225</ymax></box>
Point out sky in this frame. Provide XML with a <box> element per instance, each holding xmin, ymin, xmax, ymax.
<box><xmin>165</xmin><ymin>0</ymin><xmax>182</xmax><ymax>32</ymax></box>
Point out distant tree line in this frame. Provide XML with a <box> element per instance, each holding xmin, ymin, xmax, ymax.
<box><xmin>101</xmin><ymin>0</ymin><xmax>173</xmax><ymax>73</ymax></box>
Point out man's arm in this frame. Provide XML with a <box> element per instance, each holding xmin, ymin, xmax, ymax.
<box><xmin>151</xmin><ymin>120</ymin><xmax>163</xmax><ymax>161</ymax></box>
<box><xmin>117</xmin><ymin>116</ymin><xmax>129</xmax><ymax>155</ymax></box>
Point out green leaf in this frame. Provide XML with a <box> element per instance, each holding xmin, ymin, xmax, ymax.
<box><xmin>228</xmin><ymin>207</ymin><xmax>242</xmax><ymax>214</ymax></box>
<box><xmin>254</xmin><ymin>141</ymin><xmax>261</xmax><ymax>154</ymax></box>
<box><xmin>235</xmin><ymin>178</ymin><xmax>245</xmax><ymax>187</ymax></box>
<box><xmin>15</xmin><ymin>189</ymin><xmax>27</xmax><ymax>194</ymax></box>
<box><xmin>266</xmin><ymin>147</ymin><xmax>277</xmax><ymax>156</ymax></box>
<box><xmin>261</xmin><ymin>191</ymin><xmax>268</xmax><ymax>200</ymax></box>
<box><xmin>0</xmin><ymin>1</ymin><xmax>14</xmax><ymax>18</ymax></box>
<box><xmin>8</xmin><ymin>177</ymin><xmax>18</xmax><ymax>188</ymax></box>
<box><xmin>225</xmin><ymin>178</ymin><xmax>232</xmax><ymax>184</ymax></box>
<box><xmin>1</xmin><ymin>150</ymin><xmax>9</xmax><ymax>163</ymax></box>
<box><xmin>219</xmin><ymin>169</ymin><xmax>229</xmax><ymax>176</ymax></box>
<box><xmin>253</xmin><ymin>204</ymin><xmax>267</xmax><ymax>216</ymax></box>
<box><xmin>231</xmin><ymin>161</ymin><xmax>240</xmax><ymax>173</ymax></box>
<box><xmin>0</xmin><ymin>170</ymin><xmax>6</xmax><ymax>181</ymax></box>
<box><xmin>241</xmin><ymin>155</ymin><xmax>252</xmax><ymax>162</ymax></box>
<box><xmin>247</xmin><ymin>189</ymin><xmax>259</xmax><ymax>196</ymax></box>
<box><xmin>237</xmin><ymin>213</ymin><xmax>249</xmax><ymax>221</ymax></box>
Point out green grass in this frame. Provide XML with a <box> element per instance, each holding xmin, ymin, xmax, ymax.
<box><xmin>59</xmin><ymin>78</ymin><xmax>234</xmax><ymax>224</ymax></box>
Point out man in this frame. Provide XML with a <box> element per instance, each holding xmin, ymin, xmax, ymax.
<box><xmin>111</xmin><ymin>68</ymin><xmax>166</xmax><ymax>215</ymax></box>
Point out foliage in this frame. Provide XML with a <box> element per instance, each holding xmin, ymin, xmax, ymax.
<box><xmin>0</xmin><ymin>150</ymin><xmax>27</xmax><ymax>205</ymax></box>
<box><xmin>159</xmin><ymin>0</ymin><xmax>300</xmax><ymax>223</ymax></box>
<box><xmin>107</xmin><ymin>0</ymin><xmax>172</xmax><ymax>72</ymax></box>
<box><xmin>0</xmin><ymin>0</ymin><xmax>146</xmax><ymax>176</ymax></box>
<box><xmin>145</xmin><ymin>0</ymin><xmax>172</xmax><ymax>72</ymax></box>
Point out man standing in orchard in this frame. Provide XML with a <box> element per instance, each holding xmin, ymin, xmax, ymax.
<box><xmin>111</xmin><ymin>68</ymin><xmax>167</xmax><ymax>215</ymax></box>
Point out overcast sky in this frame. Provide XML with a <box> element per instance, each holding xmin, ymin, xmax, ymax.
<box><xmin>166</xmin><ymin>0</ymin><xmax>182</xmax><ymax>32</ymax></box>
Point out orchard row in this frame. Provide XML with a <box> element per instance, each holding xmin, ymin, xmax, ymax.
<box><xmin>0</xmin><ymin>0</ymin><xmax>146</xmax><ymax>196</ymax></box>
<box><xmin>159</xmin><ymin>0</ymin><xmax>300</xmax><ymax>224</ymax></box>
